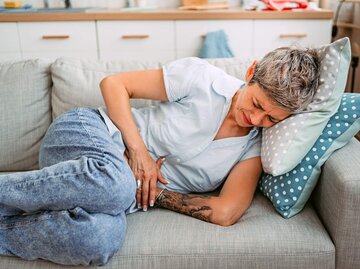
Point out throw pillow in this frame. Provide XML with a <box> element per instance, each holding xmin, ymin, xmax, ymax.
<box><xmin>259</xmin><ymin>93</ymin><xmax>360</xmax><ymax>218</ymax></box>
<box><xmin>261</xmin><ymin>37</ymin><xmax>351</xmax><ymax>176</ymax></box>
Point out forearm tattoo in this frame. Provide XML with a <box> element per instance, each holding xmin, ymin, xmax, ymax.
<box><xmin>155</xmin><ymin>189</ymin><xmax>213</xmax><ymax>223</ymax></box>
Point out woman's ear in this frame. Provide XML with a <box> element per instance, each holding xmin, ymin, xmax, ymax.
<box><xmin>245</xmin><ymin>60</ymin><xmax>257</xmax><ymax>82</ymax></box>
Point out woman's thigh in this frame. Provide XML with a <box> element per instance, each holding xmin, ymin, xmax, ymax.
<box><xmin>39</xmin><ymin>108</ymin><xmax>123</xmax><ymax>168</ymax></box>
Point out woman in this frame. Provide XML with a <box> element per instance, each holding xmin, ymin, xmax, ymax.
<box><xmin>0</xmin><ymin>47</ymin><xmax>320</xmax><ymax>266</ymax></box>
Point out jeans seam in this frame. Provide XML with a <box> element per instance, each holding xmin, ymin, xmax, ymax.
<box><xmin>76</xmin><ymin>108</ymin><xmax>106</xmax><ymax>159</ymax></box>
<box><xmin>1</xmin><ymin>171</ymin><xmax>88</xmax><ymax>190</ymax></box>
<box><xmin>0</xmin><ymin>210</ymin><xmax>68</xmax><ymax>229</ymax></box>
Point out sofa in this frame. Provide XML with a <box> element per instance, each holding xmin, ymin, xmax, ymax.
<box><xmin>0</xmin><ymin>57</ymin><xmax>359</xmax><ymax>269</ymax></box>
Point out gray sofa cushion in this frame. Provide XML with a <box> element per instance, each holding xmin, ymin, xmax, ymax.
<box><xmin>50</xmin><ymin>58</ymin><xmax>162</xmax><ymax>119</ymax></box>
<box><xmin>206</xmin><ymin>57</ymin><xmax>250</xmax><ymax>81</ymax></box>
<box><xmin>50</xmin><ymin>57</ymin><xmax>250</xmax><ymax>119</ymax></box>
<box><xmin>0</xmin><ymin>59</ymin><xmax>52</xmax><ymax>171</ymax></box>
<box><xmin>116</xmin><ymin>192</ymin><xmax>334</xmax><ymax>269</ymax></box>
<box><xmin>0</xmin><ymin>192</ymin><xmax>335</xmax><ymax>269</ymax></box>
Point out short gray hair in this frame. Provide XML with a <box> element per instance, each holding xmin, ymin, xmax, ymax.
<box><xmin>249</xmin><ymin>47</ymin><xmax>321</xmax><ymax>113</ymax></box>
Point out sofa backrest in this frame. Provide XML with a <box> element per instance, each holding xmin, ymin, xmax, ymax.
<box><xmin>51</xmin><ymin>58</ymin><xmax>162</xmax><ymax>119</ymax></box>
<box><xmin>50</xmin><ymin>57</ymin><xmax>250</xmax><ymax>119</ymax></box>
<box><xmin>0</xmin><ymin>59</ymin><xmax>52</xmax><ymax>171</ymax></box>
<box><xmin>0</xmin><ymin>57</ymin><xmax>249</xmax><ymax>171</ymax></box>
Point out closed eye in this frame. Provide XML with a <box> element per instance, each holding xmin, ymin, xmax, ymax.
<box><xmin>254</xmin><ymin>98</ymin><xmax>280</xmax><ymax>124</ymax></box>
<box><xmin>268</xmin><ymin>116</ymin><xmax>280</xmax><ymax>124</ymax></box>
<box><xmin>253</xmin><ymin>99</ymin><xmax>261</xmax><ymax>109</ymax></box>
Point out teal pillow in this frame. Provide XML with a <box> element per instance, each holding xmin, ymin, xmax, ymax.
<box><xmin>259</xmin><ymin>93</ymin><xmax>360</xmax><ymax>218</ymax></box>
<box><xmin>261</xmin><ymin>37</ymin><xmax>351</xmax><ymax>176</ymax></box>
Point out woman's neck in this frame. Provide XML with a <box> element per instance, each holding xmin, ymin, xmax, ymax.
<box><xmin>214</xmin><ymin>91</ymin><xmax>251</xmax><ymax>140</ymax></box>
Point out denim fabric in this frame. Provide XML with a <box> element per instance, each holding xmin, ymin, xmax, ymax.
<box><xmin>0</xmin><ymin>108</ymin><xmax>137</xmax><ymax>266</ymax></box>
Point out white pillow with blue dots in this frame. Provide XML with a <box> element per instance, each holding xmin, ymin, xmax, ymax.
<box><xmin>261</xmin><ymin>37</ymin><xmax>351</xmax><ymax>176</ymax></box>
<box><xmin>259</xmin><ymin>93</ymin><xmax>360</xmax><ymax>218</ymax></box>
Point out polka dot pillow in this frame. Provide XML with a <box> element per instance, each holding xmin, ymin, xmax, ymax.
<box><xmin>261</xmin><ymin>37</ymin><xmax>351</xmax><ymax>176</ymax></box>
<box><xmin>259</xmin><ymin>93</ymin><xmax>360</xmax><ymax>218</ymax></box>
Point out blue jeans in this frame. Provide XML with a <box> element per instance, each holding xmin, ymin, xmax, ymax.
<box><xmin>0</xmin><ymin>108</ymin><xmax>137</xmax><ymax>266</ymax></box>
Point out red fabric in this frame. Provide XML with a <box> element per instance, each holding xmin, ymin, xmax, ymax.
<box><xmin>261</xmin><ymin>0</ymin><xmax>308</xmax><ymax>10</ymax></box>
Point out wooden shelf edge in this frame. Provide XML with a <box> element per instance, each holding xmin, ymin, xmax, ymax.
<box><xmin>0</xmin><ymin>9</ymin><xmax>334</xmax><ymax>22</ymax></box>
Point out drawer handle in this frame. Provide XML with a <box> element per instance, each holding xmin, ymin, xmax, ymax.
<box><xmin>279</xmin><ymin>34</ymin><xmax>307</xmax><ymax>38</ymax></box>
<box><xmin>42</xmin><ymin>35</ymin><xmax>70</xmax><ymax>39</ymax></box>
<box><xmin>122</xmin><ymin>35</ymin><xmax>150</xmax><ymax>39</ymax></box>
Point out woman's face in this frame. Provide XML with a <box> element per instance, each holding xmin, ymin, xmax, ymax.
<box><xmin>233</xmin><ymin>61</ymin><xmax>291</xmax><ymax>128</ymax></box>
<box><xmin>234</xmin><ymin>84</ymin><xmax>291</xmax><ymax>128</ymax></box>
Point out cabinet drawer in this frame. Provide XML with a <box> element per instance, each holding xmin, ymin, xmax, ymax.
<box><xmin>97</xmin><ymin>21</ymin><xmax>175</xmax><ymax>52</ymax></box>
<box><xmin>175</xmin><ymin>20</ymin><xmax>253</xmax><ymax>60</ymax></box>
<box><xmin>0</xmin><ymin>23</ymin><xmax>21</xmax><ymax>53</ymax></box>
<box><xmin>18</xmin><ymin>22</ymin><xmax>97</xmax><ymax>53</ymax></box>
<box><xmin>253</xmin><ymin>20</ymin><xmax>332</xmax><ymax>59</ymax></box>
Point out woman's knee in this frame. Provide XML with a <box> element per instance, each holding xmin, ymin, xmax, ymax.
<box><xmin>39</xmin><ymin>109</ymin><xmax>85</xmax><ymax>168</ymax></box>
<box><xmin>39</xmin><ymin>108</ymin><xmax>107</xmax><ymax>168</ymax></box>
<box><xmin>66</xmin><ymin>209</ymin><xmax>127</xmax><ymax>266</ymax></box>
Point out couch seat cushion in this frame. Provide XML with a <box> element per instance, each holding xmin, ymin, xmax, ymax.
<box><xmin>0</xmin><ymin>192</ymin><xmax>334</xmax><ymax>269</ymax></box>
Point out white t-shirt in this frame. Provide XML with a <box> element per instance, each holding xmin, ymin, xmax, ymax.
<box><xmin>99</xmin><ymin>57</ymin><xmax>261</xmax><ymax>212</ymax></box>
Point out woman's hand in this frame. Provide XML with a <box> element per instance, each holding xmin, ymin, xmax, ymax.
<box><xmin>127</xmin><ymin>148</ymin><xmax>168</xmax><ymax>211</ymax></box>
<box><xmin>100</xmin><ymin>70</ymin><xmax>168</xmax><ymax>211</ymax></box>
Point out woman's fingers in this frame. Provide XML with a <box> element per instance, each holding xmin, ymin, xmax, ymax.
<box><xmin>135</xmin><ymin>157</ymin><xmax>168</xmax><ymax>211</ymax></box>
<box><xmin>156</xmin><ymin>158</ymin><xmax>169</xmax><ymax>184</ymax></box>
<box><xmin>141</xmin><ymin>172</ymin><xmax>156</xmax><ymax>211</ymax></box>
<box><xmin>133</xmin><ymin>165</ymin><xmax>143</xmax><ymax>209</ymax></box>
<box><xmin>157</xmin><ymin>170</ymin><xmax>168</xmax><ymax>185</ymax></box>
<box><xmin>149</xmin><ymin>177</ymin><xmax>157</xmax><ymax>207</ymax></box>
<box><xmin>136</xmin><ymin>178</ymin><xmax>142</xmax><ymax>209</ymax></box>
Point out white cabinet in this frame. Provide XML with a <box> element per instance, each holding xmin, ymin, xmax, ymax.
<box><xmin>253</xmin><ymin>20</ymin><xmax>332</xmax><ymax>59</ymax></box>
<box><xmin>0</xmin><ymin>16</ymin><xmax>332</xmax><ymax>62</ymax></box>
<box><xmin>0</xmin><ymin>23</ymin><xmax>21</xmax><ymax>61</ymax></box>
<box><xmin>97</xmin><ymin>21</ymin><xmax>175</xmax><ymax>62</ymax></box>
<box><xmin>18</xmin><ymin>21</ymin><xmax>98</xmax><ymax>60</ymax></box>
<box><xmin>175</xmin><ymin>20</ymin><xmax>253</xmax><ymax>59</ymax></box>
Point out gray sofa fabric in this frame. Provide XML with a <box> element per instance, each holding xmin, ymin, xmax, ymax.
<box><xmin>313</xmin><ymin>138</ymin><xmax>360</xmax><ymax>269</ymax></box>
<box><xmin>0</xmin><ymin>193</ymin><xmax>334</xmax><ymax>269</ymax></box>
<box><xmin>51</xmin><ymin>58</ymin><xmax>162</xmax><ymax>120</ymax></box>
<box><xmin>114</xmin><ymin>193</ymin><xmax>334</xmax><ymax>269</ymax></box>
<box><xmin>0</xmin><ymin>59</ymin><xmax>52</xmax><ymax>171</ymax></box>
<box><xmin>0</xmin><ymin>58</ymin><xmax>358</xmax><ymax>269</ymax></box>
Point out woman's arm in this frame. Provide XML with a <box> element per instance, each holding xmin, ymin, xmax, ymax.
<box><xmin>100</xmin><ymin>69</ymin><xmax>168</xmax><ymax>211</ymax></box>
<box><xmin>155</xmin><ymin>156</ymin><xmax>262</xmax><ymax>226</ymax></box>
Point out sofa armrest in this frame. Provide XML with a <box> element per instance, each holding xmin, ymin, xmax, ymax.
<box><xmin>312</xmin><ymin>138</ymin><xmax>360</xmax><ymax>269</ymax></box>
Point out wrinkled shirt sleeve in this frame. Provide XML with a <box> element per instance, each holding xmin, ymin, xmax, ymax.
<box><xmin>162</xmin><ymin>57</ymin><xmax>208</xmax><ymax>102</ymax></box>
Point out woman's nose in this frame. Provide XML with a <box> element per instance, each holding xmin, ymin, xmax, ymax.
<box><xmin>250</xmin><ymin>110</ymin><xmax>266</xmax><ymax>126</ymax></box>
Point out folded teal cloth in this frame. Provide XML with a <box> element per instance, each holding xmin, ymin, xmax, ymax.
<box><xmin>199</xmin><ymin>29</ymin><xmax>234</xmax><ymax>59</ymax></box>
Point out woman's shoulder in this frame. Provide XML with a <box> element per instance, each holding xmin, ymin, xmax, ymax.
<box><xmin>164</xmin><ymin>57</ymin><xmax>221</xmax><ymax>73</ymax></box>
